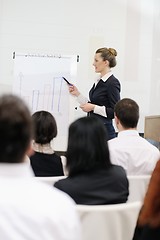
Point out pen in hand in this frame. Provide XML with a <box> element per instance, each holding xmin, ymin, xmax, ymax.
<box><xmin>62</xmin><ymin>77</ymin><xmax>73</xmax><ymax>86</ymax></box>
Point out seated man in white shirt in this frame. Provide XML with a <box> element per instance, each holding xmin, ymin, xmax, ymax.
<box><xmin>108</xmin><ymin>98</ymin><xmax>160</xmax><ymax>175</ymax></box>
<box><xmin>0</xmin><ymin>94</ymin><xmax>81</xmax><ymax>240</ymax></box>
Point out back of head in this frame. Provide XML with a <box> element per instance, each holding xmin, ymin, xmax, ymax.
<box><xmin>32</xmin><ymin>111</ymin><xmax>57</xmax><ymax>144</ymax></box>
<box><xmin>115</xmin><ymin>98</ymin><xmax>139</xmax><ymax>129</ymax></box>
<box><xmin>96</xmin><ymin>47</ymin><xmax>117</xmax><ymax>68</ymax></box>
<box><xmin>0</xmin><ymin>94</ymin><xmax>32</xmax><ymax>163</ymax></box>
<box><xmin>66</xmin><ymin>116</ymin><xmax>111</xmax><ymax>176</ymax></box>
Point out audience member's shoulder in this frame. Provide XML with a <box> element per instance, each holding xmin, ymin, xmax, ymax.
<box><xmin>52</xmin><ymin>185</ymin><xmax>77</xmax><ymax>207</ymax></box>
<box><xmin>148</xmin><ymin>141</ymin><xmax>160</xmax><ymax>151</ymax></box>
<box><xmin>54</xmin><ymin>177</ymin><xmax>68</xmax><ymax>188</ymax></box>
<box><xmin>111</xmin><ymin>164</ymin><xmax>127</xmax><ymax>176</ymax></box>
<box><xmin>108</xmin><ymin>137</ymin><xmax>118</xmax><ymax>146</ymax></box>
<box><xmin>144</xmin><ymin>139</ymin><xmax>160</xmax><ymax>153</ymax></box>
<box><xmin>23</xmin><ymin>180</ymin><xmax>80</xmax><ymax>240</ymax></box>
<box><xmin>31</xmin><ymin>179</ymin><xmax>76</xmax><ymax>206</ymax></box>
<box><xmin>140</xmin><ymin>137</ymin><xmax>155</xmax><ymax>146</ymax></box>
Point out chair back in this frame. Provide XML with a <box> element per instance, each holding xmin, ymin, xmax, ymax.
<box><xmin>127</xmin><ymin>175</ymin><xmax>151</xmax><ymax>202</ymax></box>
<box><xmin>76</xmin><ymin>201</ymin><xmax>142</xmax><ymax>240</ymax></box>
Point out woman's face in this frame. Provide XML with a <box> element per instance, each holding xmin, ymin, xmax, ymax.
<box><xmin>93</xmin><ymin>53</ymin><xmax>108</xmax><ymax>74</ymax></box>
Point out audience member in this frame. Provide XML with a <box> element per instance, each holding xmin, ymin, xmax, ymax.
<box><xmin>0</xmin><ymin>94</ymin><xmax>81</xmax><ymax>240</ymax></box>
<box><xmin>54</xmin><ymin>116</ymin><xmax>129</xmax><ymax>205</ymax></box>
<box><xmin>30</xmin><ymin>111</ymin><xmax>64</xmax><ymax>176</ymax></box>
<box><xmin>133</xmin><ymin>159</ymin><xmax>160</xmax><ymax>240</ymax></box>
<box><xmin>108</xmin><ymin>98</ymin><xmax>160</xmax><ymax>175</ymax></box>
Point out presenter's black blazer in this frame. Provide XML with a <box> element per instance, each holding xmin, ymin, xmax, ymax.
<box><xmin>89</xmin><ymin>74</ymin><xmax>120</xmax><ymax>123</ymax></box>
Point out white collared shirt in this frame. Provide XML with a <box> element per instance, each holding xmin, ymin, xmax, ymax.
<box><xmin>0</xmin><ymin>162</ymin><xmax>81</xmax><ymax>240</ymax></box>
<box><xmin>94</xmin><ymin>71</ymin><xmax>113</xmax><ymax>87</ymax></box>
<box><xmin>108</xmin><ymin>130</ymin><xmax>160</xmax><ymax>175</ymax></box>
<box><xmin>77</xmin><ymin>72</ymin><xmax>113</xmax><ymax>117</ymax></box>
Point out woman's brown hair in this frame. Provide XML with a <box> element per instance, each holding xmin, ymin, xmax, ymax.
<box><xmin>138</xmin><ymin>160</ymin><xmax>160</xmax><ymax>227</ymax></box>
<box><xmin>96</xmin><ymin>47</ymin><xmax>117</xmax><ymax>68</ymax></box>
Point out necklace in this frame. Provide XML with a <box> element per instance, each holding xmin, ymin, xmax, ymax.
<box><xmin>33</xmin><ymin>142</ymin><xmax>54</xmax><ymax>154</ymax></box>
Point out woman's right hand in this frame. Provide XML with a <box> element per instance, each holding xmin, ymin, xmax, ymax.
<box><xmin>69</xmin><ymin>85</ymin><xmax>80</xmax><ymax>97</ymax></box>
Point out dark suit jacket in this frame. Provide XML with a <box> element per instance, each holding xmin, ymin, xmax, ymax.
<box><xmin>54</xmin><ymin>165</ymin><xmax>129</xmax><ymax>205</ymax></box>
<box><xmin>89</xmin><ymin>74</ymin><xmax>120</xmax><ymax>122</ymax></box>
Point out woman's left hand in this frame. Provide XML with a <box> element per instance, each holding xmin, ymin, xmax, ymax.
<box><xmin>80</xmin><ymin>103</ymin><xmax>95</xmax><ymax>112</ymax></box>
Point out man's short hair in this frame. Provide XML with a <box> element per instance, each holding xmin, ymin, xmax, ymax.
<box><xmin>0</xmin><ymin>94</ymin><xmax>32</xmax><ymax>163</ymax></box>
<box><xmin>115</xmin><ymin>98</ymin><xmax>139</xmax><ymax>129</ymax></box>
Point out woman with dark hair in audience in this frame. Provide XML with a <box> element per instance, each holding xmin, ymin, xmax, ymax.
<box><xmin>30</xmin><ymin>111</ymin><xmax>64</xmax><ymax>176</ymax></box>
<box><xmin>54</xmin><ymin>116</ymin><xmax>129</xmax><ymax>205</ymax></box>
<box><xmin>133</xmin><ymin>159</ymin><xmax>160</xmax><ymax>240</ymax></box>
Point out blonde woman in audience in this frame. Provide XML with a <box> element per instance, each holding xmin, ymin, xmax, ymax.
<box><xmin>55</xmin><ymin>116</ymin><xmax>129</xmax><ymax>205</ymax></box>
<box><xmin>30</xmin><ymin>111</ymin><xmax>64</xmax><ymax>176</ymax></box>
<box><xmin>133</xmin><ymin>159</ymin><xmax>160</xmax><ymax>240</ymax></box>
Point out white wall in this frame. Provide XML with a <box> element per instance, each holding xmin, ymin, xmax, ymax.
<box><xmin>0</xmin><ymin>0</ymin><xmax>160</xmax><ymax>136</ymax></box>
